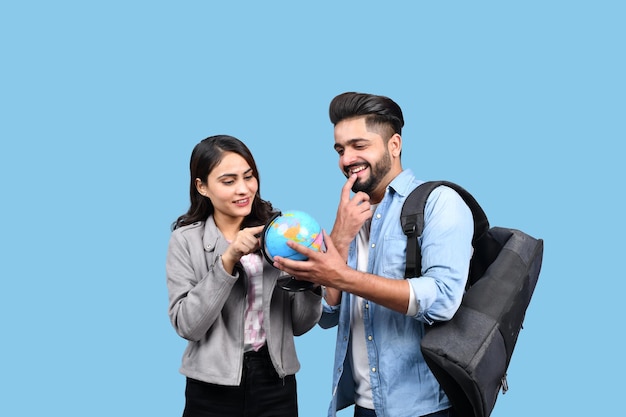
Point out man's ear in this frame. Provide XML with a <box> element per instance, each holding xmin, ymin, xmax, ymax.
<box><xmin>389</xmin><ymin>133</ymin><xmax>402</xmax><ymax>157</ymax></box>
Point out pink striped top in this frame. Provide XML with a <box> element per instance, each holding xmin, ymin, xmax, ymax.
<box><xmin>239</xmin><ymin>253</ymin><xmax>266</xmax><ymax>352</ymax></box>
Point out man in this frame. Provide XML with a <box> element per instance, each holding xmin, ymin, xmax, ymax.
<box><xmin>273</xmin><ymin>92</ymin><xmax>474</xmax><ymax>417</ymax></box>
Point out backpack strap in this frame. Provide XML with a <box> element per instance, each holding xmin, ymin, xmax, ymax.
<box><xmin>401</xmin><ymin>181</ymin><xmax>489</xmax><ymax>278</ymax></box>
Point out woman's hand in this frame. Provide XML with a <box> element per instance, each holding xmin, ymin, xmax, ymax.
<box><xmin>222</xmin><ymin>225</ymin><xmax>264</xmax><ymax>274</ymax></box>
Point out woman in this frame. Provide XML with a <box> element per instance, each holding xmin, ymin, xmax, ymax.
<box><xmin>166</xmin><ymin>135</ymin><xmax>322</xmax><ymax>417</ymax></box>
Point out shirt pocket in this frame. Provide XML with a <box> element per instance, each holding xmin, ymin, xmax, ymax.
<box><xmin>381</xmin><ymin>235</ymin><xmax>408</xmax><ymax>278</ymax></box>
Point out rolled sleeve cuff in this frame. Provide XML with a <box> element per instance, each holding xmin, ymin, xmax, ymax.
<box><xmin>407</xmin><ymin>277</ymin><xmax>438</xmax><ymax>324</ymax></box>
<box><xmin>406</xmin><ymin>283</ymin><xmax>419</xmax><ymax>316</ymax></box>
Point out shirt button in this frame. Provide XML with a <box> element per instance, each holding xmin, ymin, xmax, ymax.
<box><xmin>368</xmin><ymin>335</ymin><xmax>373</xmax><ymax>341</ymax></box>
<box><xmin>372</xmin><ymin>367</ymin><xmax>376</xmax><ymax>372</ymax></box>
<box><xmin>371</xmin><ymin>243</ymin><xmax>376</xmax><ymax>248</ymax></box>
<box><xmin>376</xmin><ymin>213</ymin><xmax>381</xmax><ymax>219</ymax></box>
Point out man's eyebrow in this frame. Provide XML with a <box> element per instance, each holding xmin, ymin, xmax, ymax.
<box><xmin>335</xmin><ymin>138</ymin><xmax>369</xmax><ymax>150</ymax></box>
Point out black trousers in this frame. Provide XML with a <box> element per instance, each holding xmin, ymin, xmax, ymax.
<box><xmin>183</xmin><ymin>346</ymin><xmax>298</xmax><ymax>417</ymax></box>
<box><xmin>354</xmin><ymin>404</ymin><xmax>456</xmax><ymax>417</ymax></box>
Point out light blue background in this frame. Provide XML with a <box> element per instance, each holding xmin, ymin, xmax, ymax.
<box><xmin>1</xmin><ymin>1</ymin><xmax>624</xmax><ymax>416</ymax></box>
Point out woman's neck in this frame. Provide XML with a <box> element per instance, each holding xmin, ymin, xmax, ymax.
<box><xmin>213</xmin><ymin>212</ymin><xmax>243</xmax><ymax>241</ymax></box>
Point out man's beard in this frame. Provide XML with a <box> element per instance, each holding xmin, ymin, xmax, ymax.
<box><xmin>351</xmin><ymin>150</ymin><xmax>392</xmax><ymax>195</ymax></box>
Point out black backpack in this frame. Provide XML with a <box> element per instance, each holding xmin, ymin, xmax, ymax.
<box><xmin>401</xmin><ymin>181</ymin><xmax>544</xmax><ymax>417</ymax></box>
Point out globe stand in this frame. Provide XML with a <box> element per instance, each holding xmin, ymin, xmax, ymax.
<box><xmin>260</xmin><ymin>211</ymin><xmax>316</xmax><ymax>292</ymax></box>
<box><xmin>276</xmin><ymin>275</ymin><xmax>316</xmax><ymax>292</ymax></box>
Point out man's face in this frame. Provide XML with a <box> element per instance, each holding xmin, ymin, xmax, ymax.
<box><xmin>333</xmin><ymin>116</ymin><xmax>393</xmax><ymax>198</ymax></box>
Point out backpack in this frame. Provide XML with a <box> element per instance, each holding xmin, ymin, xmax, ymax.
<box><xmin>401</xmin><ymin>181</ymin><xmax>544</xmax><ymax>417</ymax></box>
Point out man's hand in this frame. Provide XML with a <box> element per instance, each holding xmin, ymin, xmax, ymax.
<box><xmin>330</xmin><ymin>174</ymin><xmax>372</xmax><ymax>259</ymax></box>
<box><xmin>272</xmin><ymin>230</ymin><xmax>348</xmax><ymax>289</ymax></box>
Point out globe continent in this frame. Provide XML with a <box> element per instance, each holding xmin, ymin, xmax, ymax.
<box><xmin>264</xmin><ymin>210</ymin><xmax>323</xmax><ymax>261</ymax></box>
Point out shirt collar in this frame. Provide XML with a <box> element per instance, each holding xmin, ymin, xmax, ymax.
<box><xmin>387</xmin><ymin>168</ymin><xmax>417</xmax><ymax>198</ymax></box>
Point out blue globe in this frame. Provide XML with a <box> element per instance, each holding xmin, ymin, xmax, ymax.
<box><xmin>262</xmin><ymin>210</ymin><xmax>323</xmax><ymax>261</ymax></box>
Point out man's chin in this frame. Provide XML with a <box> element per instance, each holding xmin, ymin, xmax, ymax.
<box><xmin>352</xmin><ymin>181</ymin><xmax>370</xmax><ymax>194</ymax></box>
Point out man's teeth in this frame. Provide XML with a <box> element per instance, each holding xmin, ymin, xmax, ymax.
<box><xmin>351</xmin><ymin>166</ymin><xmax>366</xmax><ymax>174</ymax></box>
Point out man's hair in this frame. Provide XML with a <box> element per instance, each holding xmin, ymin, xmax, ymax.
<box><xmin>329</xmin><ymin>92</ymin><xmax>405</xmax><ymax>137</ymax></box>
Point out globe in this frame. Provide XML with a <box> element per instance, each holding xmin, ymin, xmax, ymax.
<box><xmin>262</xmin><ymin>210</ymin><xmax>323</xmax><ymax>262</ymax></box>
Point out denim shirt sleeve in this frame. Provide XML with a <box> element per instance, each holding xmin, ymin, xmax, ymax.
<box><xmin>408</xmin><ymin>185</ymin><xmax>474</xmax><ymax>324</ymax></box>
<box><xmin>318</xmin><ymin>298</ymin><xmax>341</xmax><ymax>329</ymax></box>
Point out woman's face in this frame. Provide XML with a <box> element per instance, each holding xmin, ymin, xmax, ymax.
<box><xmin>196</xmin><ymin>151</ymin><xmax>258</xmax><ymax>221</ymax></box>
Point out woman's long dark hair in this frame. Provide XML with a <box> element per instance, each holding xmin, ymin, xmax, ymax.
<box><xmin>172</xmin><ymin>135</ymin><xmax>275</xmax><ymax>230</ymax></box>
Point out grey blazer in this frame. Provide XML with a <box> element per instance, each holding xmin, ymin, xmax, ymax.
<box><xmin>166</xmin><ymin>216</ymin><xmax>322</xmax><ymax>385</ymax></box>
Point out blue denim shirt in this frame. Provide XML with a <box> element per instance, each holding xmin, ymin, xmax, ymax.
<box><xmin>319</xmin><ymin>169</ymin><xmax>474</xmax><ymax>417</ymax></box>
